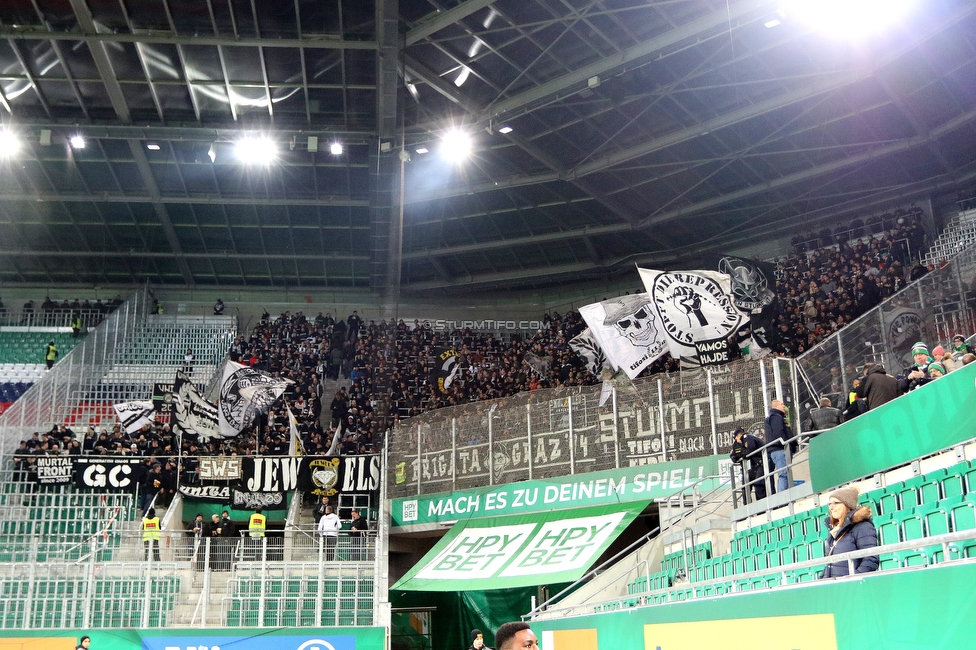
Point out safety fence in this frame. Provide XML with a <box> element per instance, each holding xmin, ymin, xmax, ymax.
<box><xmin>389</xmin><ymin>356</ymin><xmax>802</xmax><ymax>499</ymax></box>
<box><xmin>0</xmin><ymin>531</ymin><xmax>377</xmax><ymax>629</ymax></box>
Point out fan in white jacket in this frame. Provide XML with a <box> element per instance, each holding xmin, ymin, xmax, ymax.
<box><xmin>317</xmin><ymin>506</ymin><xmax>341</xmax><ymax>537</ymax></box>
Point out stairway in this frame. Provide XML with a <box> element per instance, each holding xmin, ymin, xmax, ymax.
<box><xmin>922</xmin><ymin>208</ymin><xmax>976</xmax><ymax>267</ymax></box>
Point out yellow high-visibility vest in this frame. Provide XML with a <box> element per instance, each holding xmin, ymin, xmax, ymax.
<box><xmin>248</xmin><ymin>513</ymin><xmax>266</xmax><ymax>538</ymax></box>
<box><xmin>142</xmin><ymin>517</ymin><xmax>161</xmax><ymax>542</ymax></box>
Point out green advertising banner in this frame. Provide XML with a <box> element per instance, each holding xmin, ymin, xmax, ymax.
<box><xmin>392</xmin><ymin>501</ymin><xmax>648</xmax><ymax>592</ymax></box>
<box><xmin>529</xmin><ymin>561</ymin><xmax>976</xmax><ymax>650</ymax></box>
<box><xmin>809</xmin><ymin>361</ymin><xmax>976</xmax><ymax>492</ymax></box>
<box><xmin>392</xmin><ymin>455</ymin><xmax>725</xmax><ymax>529</ymax></box>
<box><xmin>0</xmin><ymin>628</ymin><xmax>386</xmax><ymax>650</ymax></box>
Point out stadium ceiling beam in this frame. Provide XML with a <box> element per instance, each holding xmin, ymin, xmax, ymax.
<box><xmin>403</xmin><ymin>55</ymin><xmax>667</xmax><ymax>241</ymax></box>
<box><xmin>405</xmin><ymin>0</ymin><xmax>498</xmax><ymax>46</ymax></box>
<box><xmin>0</xmin><ymin>27</ymin><xmax>376</xmax><ymax>50</ymax></box>
<box><xmin>0</xmin><ymin>250</ymin><xmax>370</xmax><ymax>261</ymax></box>
<box><xmin>411</xmin><ymin>1</ymin><xmax>976</xmax><ymax>200</ymax></box>
<box><xmin>403</xmin><ymin>260</ymin><xmax>610</xmax><ymax>292</ymax></box>
<box><xmin>476</xmin><ymin>0</ymin><xmax>769</xmax><ymax>124</ymax></box>
<box><xmin>12</xmin><ymin>121</ymin><xmax>374</xmax><ymax>142</ymax></box>
<box><xmin>69</xmin><ymin>0</ymin><xmax>187</xmax><ymax>285</ymax></box>
<box><xmin>0</xmin><ymin>192</ymin><xmax>369</xmax><ymax>207</ymax></box>
<box><xmin>402</xmin><ymin>105</ymin><xmax>976</xmax><ymax>262</ymax></box>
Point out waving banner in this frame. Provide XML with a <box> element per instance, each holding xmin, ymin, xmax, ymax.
<box><xmin>218</xmin><ymin>362</ymin><xmax>292</xmax><ymax>438</ymax></box>
<box><xmin>569</xmin><ymin>328</ymin><xmax>608</xmax><ymax>376</ymax></box>
<box><xmin>113</xmin><ymin>401</ymin><xmax>155</xmax><ymax>434</ymax></box>
<box><xmin>579</xmin><ymin>293</ymin><xmax>668</xmax><ymax>379</ymax></box>
<box><xmin>433</xmin><ymin>348</ymin><xmax>460</xmax><ymax>393</ymax></box>
<box><xmin>172</xmin><ymin>371</ymin><xmax>221</xmax><ymax>440</ymax></box>
<box><xmin>637</xmin><ymin>268</ymin><xmax>747</xmax><ymax>368</ymax></box>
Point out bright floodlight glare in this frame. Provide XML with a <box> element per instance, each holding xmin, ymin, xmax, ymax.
<box><xmin>441</xmin><ymin>129</ymin><xmax>472</xmax><ymax>162</ymax></box>
<box><xmin>764</xmin><ymin>18</ymin><xmax>781</xmax><ymax>28</ymax></box>
<box><xmin>235</xmin><ymin>137</ymin><xmax>276</xmax><ymax>164</ymax></box>
<box><xmin>0</xmin><ymin>130</ymin><xmax>19</xmax><ymax>157</ymax></box>
<box><xmin>415</xmin><ymin>146</ymin><xmax>429</xmax><ymax>155</ymax></box>
<box><xmin>330</xmin><ymin>142</ymin><xmax>343</xmax><ymax>155</ymax></box>
<box><xmin>70</xmin><ymin>134</ymin><xmax>86</xmax><ymax>149</ymax></box>
<box><xmin>497</xmin><ymin>125</ymin><xmax>513</xmax><ymax>134</ymax></box>
<box><xmin>785</xmin><ymin>0</ymin><xmax>914</xmax><ymax>38</ymax></box>
<box><xmin>146</xmin><ymin>142</ymin><xmax>161</xmax><ymax>151</ymax></box>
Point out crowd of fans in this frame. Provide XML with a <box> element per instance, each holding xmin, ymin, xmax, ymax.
<box><xmin>767</xmin><ymin>215</ymin><xmax>925</xmax><ymax>356</ymax></box>
<box><xmin>13</xmin><ymin>210</ymin><xmax>969</xmax><ymax>473</ymax></box>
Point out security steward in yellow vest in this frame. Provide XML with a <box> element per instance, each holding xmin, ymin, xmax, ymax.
<box><xmin>45</xmin><ymin>342</ymin><xmax>58</xmax><ymax>369</ymax></box>
<box><xmin>142</xmin><ymin>508</ymin><xmax>161</xmax><ymax>561</ymax></box>
<box><xmin>248</xmin><ymin>508</ymin><xmax>266</xmax><ymax>538</ymax></box>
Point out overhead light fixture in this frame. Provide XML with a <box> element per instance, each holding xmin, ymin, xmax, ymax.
<box><xmin>784</xmin><ymin>0</ymin><xmax>915</xmax><ymax>38</ymax></box>
<box><xmin>497</xmin><ymin>125</ymin><xmax>513</xmax><ymax>134</ymax></box>
<box><xmin>415</xmin><ymin>146</ymin><xmax>429</xmax><ymax>155</ymax></box>
<box><xmin>455</xmin><ymin>67</ymin><xmax>471</xmax><ymax>88</ymax></box>
<box><xmin>208</xmin><ymin>143</ymin><xmax>216</xmax><ymax>163</ymax></box>
<box><xmin>235</xmin><ymin>137</ymin><xmax>277</xmax><ymax>164</ymax></box>
<box><xmin>0</xmin><ymin>129</ymin><xmax>19</xmax><ymax>157</ymax></box>
<box><xmin>441</xmin><ymin>129</ymin><xmax>472</xmax><ymax>162</ymax></box>
<box><xmin>39</xmin><ymin>129</ymin><xmax>52</xmax><ymax>146</ymax></box>
<box><xmin>764</xmin><ymin>18</ymin><xmax>781</xmax><ymax>28</ymax></box>
<box><xmin>307</xmin><ymin>136</ymin><xmax>319</xmax><ymax>152</ymax></box>
<box><xmin>330</xmin><ymin>142</ymin><xmax>343</xmax><ymax>155</ymax></box>
<box><xmin>146</xmin><ymin>142</ymin><xmax>161</xmax><ymax>151</ymax></box>
<box><xmin>69</xmin><ymin>134</ymin><xmax>86</xmax><ymax>149</ymax></box>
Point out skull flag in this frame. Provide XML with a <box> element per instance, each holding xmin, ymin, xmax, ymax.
<box><xmin>637</xmin><ymin>268</ymin><xmax>747</xmax><ymax>368</ymax></box>
<box><xmin>218</xmin><ymin>361</ymin><xmax>293</xmax><ymax>438</ymax></box>
<box><xmin>579</xmin><ymin>293</ymin><xmax>668</xmax><ymax>379</ymax></box>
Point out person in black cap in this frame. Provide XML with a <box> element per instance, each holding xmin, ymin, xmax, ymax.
<box><xmin>729</xmin><ymin>427</ymin><xmax>766</xmax><ymax>503</ymax></box>
<box><xmin>467</xmin><ymin>629</ymin><xmax>491</xmax><ymax>650</ymax></box>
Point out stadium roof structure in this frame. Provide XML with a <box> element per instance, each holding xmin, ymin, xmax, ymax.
<box><xmin>0</xmin><ymin>0</ymin><xmax>974</xmax><ymax>297</ymax></box>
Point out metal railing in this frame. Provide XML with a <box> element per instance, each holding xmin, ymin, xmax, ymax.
<box><xmin>0</xmin><ymin>307</ymin><xmax>115</xmax><ymax>329</ymax></box>
<box><xmin>530</xmin><ymin>528</ymin><xmax>976</xmax><ymax>619</ymax></box>
<box><xmin>389</xmin><ymin>356</ymin><xmax>802</xmax><ymax>498</ymax></box>
<box><xmin>0</xmin><ymin>530</ymin><xmax>377</xmax><ymax>630</ymax></box>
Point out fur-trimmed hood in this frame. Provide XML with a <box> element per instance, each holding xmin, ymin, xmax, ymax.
<box><xmin>826</xmin><ymin>504</ymin><xmax>873</xmax><ymax>530</ymax></box>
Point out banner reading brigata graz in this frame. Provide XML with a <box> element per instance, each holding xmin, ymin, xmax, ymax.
<box><xmin>392</xmin><ymin>454</ymin><xmax>728</xmax><ymax>528</ymax></box>
<box><xmin>392</xmin><ymin>367</ymin><xmax>765</xmax><ymax>497</ymax></box>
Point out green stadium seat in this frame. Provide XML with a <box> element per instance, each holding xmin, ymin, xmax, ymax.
<box><xmin>942</xmin><ymin>467</ymin><xmax>967</xmax><ymax>499</ymax></box>
<box><xmin>901</xmin><ymin>513</ymin><xmax>924</xmax><ymax>541</ymax></box>
<box><xmin>949</xmin><ymin>496</ymin><xmax>976</xmax><ymax>531</ymax></box>
<box><xmin>919</xmin><ymin>503</ymin><xmax>950</xmax><ymax>537</ymax></box>
<box><xmin>898</xmin><ymin>482</ymin><xmax>921</xmax><ymax>510</ymax></box>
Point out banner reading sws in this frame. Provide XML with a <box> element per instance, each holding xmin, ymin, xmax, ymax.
<box><xmin>392</xmin><ymin>455</ymin><xmax>727</xmax><ymax>528</ymax></box>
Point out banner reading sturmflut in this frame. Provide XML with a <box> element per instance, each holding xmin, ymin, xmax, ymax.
<box><xmin>218</xmin><ymin>362</ymin><xmax>292</xmax><ymax>438</ymax></box>
<box><xmin>172</xmin><ymin>371</ymin><xmax>221</xmax><ymax>440</ymax></box>
<box><xmin>637</xmin><ymin>268</ymin><xmax>747</xmax><ymax>368</ymax></box>
<box><xmin>579</xmin><ymin>293</ymin><xmax>668</xmax><ymax>379</ymax></box>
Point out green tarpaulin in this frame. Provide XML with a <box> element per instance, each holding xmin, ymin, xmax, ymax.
<box><xmin>392</xmin><ymin>501</ymin><xmax>649</xmax><ymax>591</ymax></box>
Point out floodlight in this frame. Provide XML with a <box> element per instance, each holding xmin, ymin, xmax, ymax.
<box><xmin>441</xmin><ymin>129</ymin><xmax>472</xmax><ymax>162</ymax></box>
<box><xmin>415</xmin><ymin>146</ymin><xmax>429</xmax><ymax>155</ymax></box>
<box><xmin>208</xmin><ymin>143</ymin><xmax>216</xmax><ymax>163</ymax></box>
<box><xmin>69</xmin><ymin>134</ymin><xmax>86</xmax><ymax>149</ymax></box>
<box><xmin>764</xmin><ymin>18</ymin><xmax>781</xmax><ymax>28</ymax></box>
<box><xmin>0</xmin><ymin>129</ymin><xmax>19</xmax><ymax>157</ymax></box>
<box><xmin>235</xmin><ymin>136</ymin><xmax>276</xmax><ymax>164</ymax></box>
<box><xmin>330</xmin><ymin>142</ymin><xmax>343</xmax><ymax>155</ymax></box>
<box><xmin>784</xmin><ymin>0</ymin><xmax>914</xmax><ymax>38</ymax></box>
<box><xmin>146</xmin><ymin>142</ymin><xmax>161</xmax><ymax>151</ymax></box>
<box><xmin>454</xmin><ymin>67</ymin><xmax>471</xmax><ymax>88</ymax></box>
<box><xmin>497</xmin><ymin>125</ymin><xmax>513</xmax><ymax>134</ymax></box>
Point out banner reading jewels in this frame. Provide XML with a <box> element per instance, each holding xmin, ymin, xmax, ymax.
<box><xmin>297</xmin><ymin>455</ymin><xmax>381</xmax><ymax>498</ymax></box>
